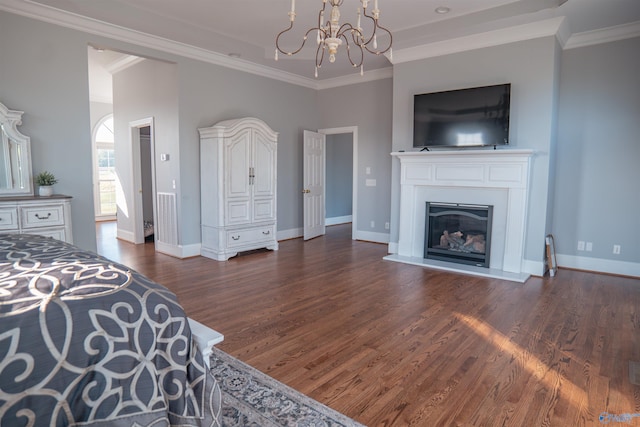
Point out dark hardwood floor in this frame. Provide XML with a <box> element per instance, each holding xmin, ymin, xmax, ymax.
<box><xmin>96</xmin><ymin>222</ymin><xmax>640</xmax><ymax>426</ymax></box>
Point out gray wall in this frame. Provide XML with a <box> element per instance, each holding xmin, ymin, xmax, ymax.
<box><xmin>0</xmin><ymin>12</ymin><xmax>96</xmax><ymax>250</ymax></box>
<box><xmin>318</xmin><ymin>78</ymin><xmax>393</xmax><ymax>238</ymax></box>
<box><xmin>90</xmin><ymin>101</ymin><xmax>113</xmax><ymax>132</ymax></box>
<box><xmin>392</xmin><ymin>37</ymin><xmax>560</xmax><ymax>272</ymax></box>
<box><xmin>554</xmin><ymin>36</ymin><xmax>640</xmax><ymax>264</ymax></box>
<box><xmin>326</xmin><ymin>133</ymin><xmax>353</xmax><ymax>219</ymax></box>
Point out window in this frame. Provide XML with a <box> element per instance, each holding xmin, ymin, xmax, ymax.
<box><xmin>94</xmin><ymin>116</ymin><xmax>116</xmax><ymax>218</ymax></box>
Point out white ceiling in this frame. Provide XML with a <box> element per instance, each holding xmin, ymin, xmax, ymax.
<box><xmin>11</xmin><ymin>0</ymin><xmax>640</xmax><ymax>83</ymax></box>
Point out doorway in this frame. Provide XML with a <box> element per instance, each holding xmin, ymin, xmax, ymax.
<box><xmin>130</xmin><ymin>118</ymin><xmax>157</xmax><ymax>246</ymax></box>
<box><xmin>320</xmin><ymin>127</ymin><xmax>357</xmax><ymax>240</ymax></box>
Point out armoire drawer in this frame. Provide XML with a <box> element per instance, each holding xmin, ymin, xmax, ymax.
<box><xmin>226</xmin><ymin>226</ymin><xmax>275</xmax><ymax>248</ymax></box>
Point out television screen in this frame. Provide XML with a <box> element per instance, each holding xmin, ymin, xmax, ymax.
<box><xmin>413</xmin><ymin>84</ymin><xmax>511</xmax><ymax>148</ymax></box>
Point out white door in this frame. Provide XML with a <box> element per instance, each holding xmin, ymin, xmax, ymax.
<box><xmin>303</xmin><ymin>130</ymin><xmax>325</xmax><ymax>240</ymax></box>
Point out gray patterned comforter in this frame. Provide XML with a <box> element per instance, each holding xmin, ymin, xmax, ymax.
<box><xmin>0</xmin><ymin>234</ymin><xmax>222</xmax><ymax>426</ymax></box>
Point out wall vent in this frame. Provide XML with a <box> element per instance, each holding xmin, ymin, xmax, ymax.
<box><xmin>157</xmin><ymin>192</ymin><xmax>178</xmax><ymax>246</ymax></box>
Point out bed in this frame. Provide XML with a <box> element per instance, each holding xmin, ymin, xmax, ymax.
<box><xmin>0</xmin><ymin>233</ymin><xmax>222</xmax><ymax>426</ymax></box>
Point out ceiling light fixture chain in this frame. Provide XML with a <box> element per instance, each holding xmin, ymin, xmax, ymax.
<box><xmin>275</xmin><ymin>0</ymin><xmax>392</xmax><ymax>78</ymax></box>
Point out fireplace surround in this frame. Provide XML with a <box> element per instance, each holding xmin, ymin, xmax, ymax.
<box><xmin>385</xmin><ymin>149</ymin><xmax>533</xmax><ymax>282</ymax></box>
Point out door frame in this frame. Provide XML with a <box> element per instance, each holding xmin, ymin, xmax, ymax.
<box><xmin>129</xmin><ymin>117</ymin><xmax>157</xmax><ymax>246</ymax></box>
<box><xmin>318</xmin><ymin>126</ymin><xmax>357</xmax><ymax>240</ymax></box>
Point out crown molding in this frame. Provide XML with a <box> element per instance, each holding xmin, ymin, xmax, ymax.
<box><xmin>565</xmin><ymin>20</ymin><xmax>640</xmax><ymax>49</ymax></box>
<box><xmin>105</xmin><ymin>55</ymin><xmax>146</xmax><ymax>75</ymax></box>
<box><xmin>390</xmin><ymin>17</ymin><xmax>567</xmax><ymax>64</ymax></box>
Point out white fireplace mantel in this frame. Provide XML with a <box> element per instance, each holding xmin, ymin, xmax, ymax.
<box><xmin>386</xmin><ymin>149</ymin><xmax>534</xmax><ymax>282</ymax></box>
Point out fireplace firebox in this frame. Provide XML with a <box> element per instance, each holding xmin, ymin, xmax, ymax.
<box><xmin>425</xmin><ymin>202</ymin><xmax>493</xmax><ymax>267</ymax></box>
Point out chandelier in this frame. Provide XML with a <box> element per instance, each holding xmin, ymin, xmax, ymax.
<box><xmin>275</xmin><ymin>0</ymin><xmax>392</xmax><ymax>78</ymax></box>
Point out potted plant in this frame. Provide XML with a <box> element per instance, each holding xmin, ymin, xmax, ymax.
<box><xmin>35</xmin><ymin>171</ymin><xmax>58</xmax><ymax>197</ymax></box>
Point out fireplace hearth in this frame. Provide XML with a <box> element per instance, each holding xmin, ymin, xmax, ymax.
<box><xmin>425</xmin><ymin>202</ymin><xmax>493</xmax><ymax>267</ymax></box>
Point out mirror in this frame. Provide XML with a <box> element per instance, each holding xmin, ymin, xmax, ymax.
<box><xmin>0</xmin><ymin>101</ymin><xmax>33</xmax><ymax>196</ymax></box>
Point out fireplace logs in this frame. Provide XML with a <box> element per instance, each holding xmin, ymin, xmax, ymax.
<box><xmin>438</xmin><ymin>230</ymin><xmax>486</xmax><ymax>254</ymax></box>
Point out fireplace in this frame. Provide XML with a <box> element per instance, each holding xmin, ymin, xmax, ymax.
<box><xmin>386</xmin><ymin>149</ymin><xmax>534</xmax><ymax>282</ymax></box>
<box><xmin>425</xmin><ymin>202</ymin><xmax>493</xmax><ymax>267</ymax></box>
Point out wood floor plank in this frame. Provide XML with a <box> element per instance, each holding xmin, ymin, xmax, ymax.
<box><xmin>97</xmin><ymin>222</ymin><xmax>640</xmax><ymax>426</ymax></box>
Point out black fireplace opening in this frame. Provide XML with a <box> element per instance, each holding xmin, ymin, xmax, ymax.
<box><xmin>425</xmin><ymin>202</ymin><xmax>493</xmax><ymax>268</ymax></box>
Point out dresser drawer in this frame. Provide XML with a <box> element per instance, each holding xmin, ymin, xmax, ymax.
<box><xmin>21</xmin><ymin>204</ymin><xmax>65</xmax><ymax>229</ymax></box>
<box><xmin>0</xmin><ymin>208</ymin><xmax>19</xmax><ymax>231</ymax></box>
<box><xmin>226</xmin><ymin>226</ymin><xmax>275</xmax><ymax>248</ymax></box>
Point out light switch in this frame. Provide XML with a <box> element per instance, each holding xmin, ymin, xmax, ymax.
<box><xmin>365</xmin><ymin>179</ymin><xmax>376</xmax><ymax>187</ymax></box>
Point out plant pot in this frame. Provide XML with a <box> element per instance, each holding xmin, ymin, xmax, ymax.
<box><xmin>39</xmin><ymin>185</ymin><xmax>54</xmax><ymax>197</ymax></box>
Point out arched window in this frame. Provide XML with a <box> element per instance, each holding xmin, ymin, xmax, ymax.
<box><xmin>93</xmin><ymin>115</ymin><xmax>116</xmax><ymax>219</ymax></box>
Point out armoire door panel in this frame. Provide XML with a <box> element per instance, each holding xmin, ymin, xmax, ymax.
<box><xmin>253</xmin><ymin>198</ymin><xmax>275</xmax><ymax>221</ymax></box>
<box><xmin>226</xmin><ymin>200</ymin><xmax>251</xmax><ymax>224</ymax></box>
<box><xmin>225</xmin><ymin>130</ymin><xmax>251</xmax><ymax>199</ymax></box>
<box><xmin>253</xmin><ymin>131</ymin><xmax>276</xmax><ymax>198</ymax></box>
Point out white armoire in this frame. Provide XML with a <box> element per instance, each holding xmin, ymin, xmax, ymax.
<box><xmin>199</xmin><ymin>117</ymin><xmax>278</xmax><ymax>261</ymax></box>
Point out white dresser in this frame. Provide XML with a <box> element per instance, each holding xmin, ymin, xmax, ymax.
<box><xmin>0</xmin><ymin>195</ymin><xmax>73</xmax><ymax>243</ymax></box>
<box><xmin>199</xmin><ymin>117</ymin><xmax>278</xmax><ymax>261</ymax></box>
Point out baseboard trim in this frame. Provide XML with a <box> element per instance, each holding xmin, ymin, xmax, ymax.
<box><xmin>354</xmin><ymin>230</ymin><xmax>390</xmax><ymax>244</ymax></box>
<box><xmin>556</xmin><ymin>254</ymin><xmax>640</xmax><ymax>278</ymax></box>
<box><xmin>277</xmin><ymin>228</ymin><xmax>303</xmax><ymax>241</ymax></box>
<box><xmin>116</xmin><ymin>229</ymin><xmax>135</xmax><ymax>243</ymax></box>
<box><xmin>325</xmin><ymin>215</ymin><xmax>352</xmax><ymax>226</ymax></box>
<box><xmin>156</xmin><ymin>241</ymin><xmax>201</xmax><ymax>259</ymax></box>
<box><xmin>521</xmin><ymin>259</ymin><xmax>545</xmax><ymax>277</ymax></box>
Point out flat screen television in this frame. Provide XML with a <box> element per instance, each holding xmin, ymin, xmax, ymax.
<box><xmin>413</xmin><ymin>83</ymin><xmax>511</xmax><ymax>149</ymax></box>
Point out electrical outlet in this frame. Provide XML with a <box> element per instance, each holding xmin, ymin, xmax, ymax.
<box><xmin>385</xmin><ymin>222</ymin><xmax>389</xmax><ymax>230</ymax></box>
<box><xmin>586</xmin><ymin>242</ymin><xmax>593</xmax><ymax>252</ymax></box>
<box><xmin>370</xmin><ymin>221</ymin><xmax>375</xmax><ymax>228</ymax></box>
<box><xmin>577</xmin><ymin>241</ymin><xmax>585</xmax><ymax>251</ymax></box>
<box><xmin>613</xmin><ymin>244</ymin><xmax>621</xmax><ymax>255</ymax></box>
